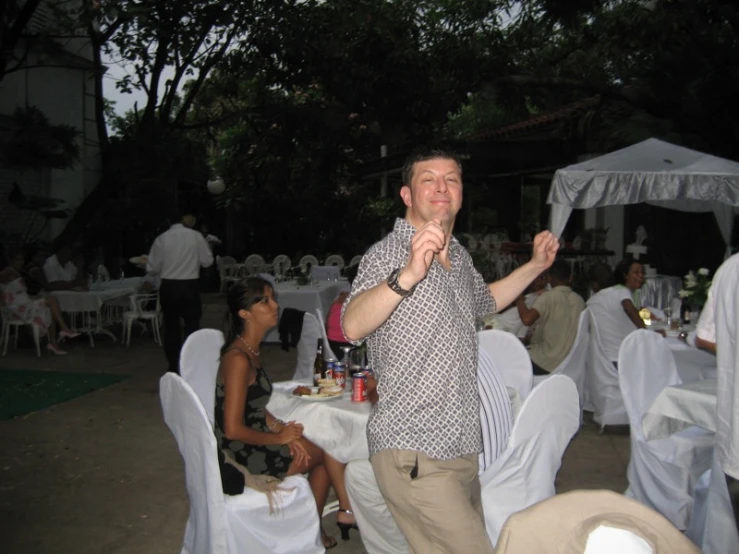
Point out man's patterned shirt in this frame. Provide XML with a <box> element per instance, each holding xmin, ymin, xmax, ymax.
<box><xmin>342</xmin><ymin>218</ymin><xmax>496</xmax><ymax>459</ymax></box>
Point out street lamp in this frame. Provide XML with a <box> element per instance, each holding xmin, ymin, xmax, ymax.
<box><xmin>207</xmin><ymin>177</ymin><xmax>225</xmax><ymax>195</ymax></box>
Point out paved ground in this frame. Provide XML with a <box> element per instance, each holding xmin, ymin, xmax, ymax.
<box><xmin>0</xmin><ymin>296</ymin><xmax>629</xmax><ymax>553</ymax></box>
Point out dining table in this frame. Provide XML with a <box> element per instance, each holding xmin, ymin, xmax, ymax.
<box><xmin>264</xmin><ymin>279</ymin><xmax>351</xmax><ymax>343</ymax></box>
<box><xmin>50</xmin><ymin>279</ymin><xmax>139</xmax><ymax>346</ymax></box>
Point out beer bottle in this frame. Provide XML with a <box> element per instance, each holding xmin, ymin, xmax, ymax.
<box><xmin>313</xmin><ymin>339</ymin><xmax>324</xmax><ymax>385</ymax></box>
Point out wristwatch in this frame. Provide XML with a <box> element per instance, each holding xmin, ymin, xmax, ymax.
<box><xmin>387</xmin><ymin>268</ymin><xmax>416</xmax><ymax>298</ymax></box>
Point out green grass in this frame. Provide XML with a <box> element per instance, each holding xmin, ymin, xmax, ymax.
<box><xmin>0</xmin><ymin>369</ymin><xmax>129</xmax><ymax>420</ymax></box>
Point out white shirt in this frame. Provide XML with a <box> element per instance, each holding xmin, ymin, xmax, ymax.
<box><xmin>43</xmin><ymin>254</ymin><xmax>77</xmax><ymax>282</ymax></box>
<box><xmin>696</xmin><ymin>253</ymin><xmax>739</xmax><ymax>478</ymax></box>
<box><xmin>146</xmin><ymin>224</ymin><xmax>213</xmax><ymax>280</ymax></box>
<box><xmin>586</xmin><ymin>286</ymin><xmax>636</xmax><ymax>362</ymax></box>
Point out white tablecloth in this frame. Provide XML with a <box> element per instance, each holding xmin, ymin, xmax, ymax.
<box><xmin>264</xmin><ymin>280</ymin><xmax>351</xmax><ymax>343</ymax></box>
<box><xmin>642</xmin><ymin>378</ymin><xmax>718</xmax><ymax>441</ymax></box>
<box><xmin>267</xmin><ymin>380</ymin><xmax>371</xmax><ymax>463</ymax></box>
<box><xmin>640</xmin><ymin>275</ymin><xmax>682</xmax><ymax>310</ymax></box>
<box><xmin>51</xmin><ymin>287</ymin><xmax>136</xmax><ymax>313</ymax></box>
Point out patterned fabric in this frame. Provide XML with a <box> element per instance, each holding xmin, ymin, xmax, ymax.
<box><xmin>0</xmin><ymin>277</ymin><xmax>51</xmax><ymax>336</ymax></box>
<box><xmin>214</xmin><ymin>355</ymin><xmax>292</xmax><ymax>478</ymax></box>
<box><xmin>342</xmin><ymin>218</ymin><xmax>496</xmax><ymax>460</ymax></box>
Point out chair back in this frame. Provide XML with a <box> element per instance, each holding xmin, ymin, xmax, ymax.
<box><xmin>478</xmin><ymin>330</ymin><xmax>533</xmax><ymax>403</ymax></box>
<box><xmin>480</xmin><ymin>375</ymin><xmax>580</xmax><ymax>545</ymax></box>
<box><xmin>324</xmin><ymin>255</ymin><xmax>345</xmax><ymax>269</ymax></box>
<box><xmin>586</xmin><ymin>308</ymin><xmax>628</xmax><ymax>426</ymax></box>
<box><xmin>218</xmin><ymin>255</ymin><xmax>237</xmax><ymax>267</ymax></box>
<box><xmin>293</xmin><ymin>312</ymin><xmax>322</xmax><ymax>380</ymax></box>
<box><xmin>129</xmin><ymin>293</ymin><xmax>159</xmax><ymax>315</ymax></box>
<box><xmin>160</xmin><ymin>373</ymin><xmax>228</xmax><ymax>553</ymax></box>
<box><xmin>314</xmin><ymin>307</ymin><xmax>337</xmax><ymax>361</ymax></box>
<box><xmin>180</xmin><ymin>329</ymin><xmax>225</xmax><ymax>426</ymax></box>
<box><xmin>349</xmin><ymin>255</ymin><xmax>362</xmax><ymax>267</ymax></box>
<box><xmin>244</xmin><ymin>255</ymin><xmax>266</xmax><ymax>275</ymax></box>
<box><xmin>477</xmin><ymin>348</ymin><xmax>513</xmax><ymax>471</ymax></box>
<box><xmin>618</xmin><ymin>329</ymin><xmax>681</xmax><ymax>439</ymax></box>
<box><xmin>298</xmin><ymin>255</ymin><xmax>319</xmax><ymax>274</ymax></box>
<box><xmin>96</xmin><ymin>264</ymin><xmax>110</xmax><ymax>282</ymax></box>
<box><xmin>272</xmin><ymin>254</ymin><xmax>291</xmax><ymax>277</ymax></box>
<box><xmin>539</xmin><ymin>310</ymin><xmax>589</xmax><ymax>405</ymax></box>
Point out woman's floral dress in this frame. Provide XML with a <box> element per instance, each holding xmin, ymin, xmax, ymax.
<box><xmin>0</xmin><ymin>277</ymin><xmax>52</xmax><ymax>336</ymax></box>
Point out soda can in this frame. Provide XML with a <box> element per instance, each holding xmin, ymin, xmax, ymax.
<box><xmin>325</xmin><ymin>359</ymin><xmax>337</xmax><ymax>380</ymax></box>
<box><xmin>334</xmin><ymin>362</ymin><xmax>347</xmax><ymax>389</ymax></box>
<box><xmin>352</xmin><ymin>373</ymin><xmax>367</xmax><ymax>402</ymax></box>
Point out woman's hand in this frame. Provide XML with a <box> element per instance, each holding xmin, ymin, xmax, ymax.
<box><xmin>288</xmin><ymin>439</ymin><xmax>311</xmax><ymax>466</ymax></box>
<box><xmin>277</xmin><ymin>422</ymin><xmax>303</xmax><ymax>444</ymax></box>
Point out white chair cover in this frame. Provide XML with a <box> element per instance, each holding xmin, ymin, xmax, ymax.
<box><xmin>345</xmin><ymin>459</ymin><xmax>411</xmax><ymax>554</ymax></box>
<box><xmin>586</xmin><ymin>309</ymin><xmax>629</xmax><ymax>426</ymax></box>
<box><xmin>479</xmin><ymin>375</ymin><xmax>580</xmax><ymax>546</ymax></box>
<box><xmin>159</xmin><ymin>373</ymin><xmax>323</xmax><ymax>554</ymax></box>
<box><xmin>323</xmin><ymin>255</ymin><xmax>345</xmax><ymax>269</ymax></box>
<box><xmin>618</xmin><ymin>329</ymin><xmax>714</xmax><ymax>530</ymax></box>
<box><xmin>298</xmin><ymin>255</ymin><xmax>319</xmax><ymax>274</ymax></box>
<box><xmin>314</xmin><ymin>308</ymin><xmax>337</xmax><ymax>361</ymax></box>
<box><xmin>180</xmin><ymin>329</ymin><xmax>225</xmax><ymax>427</ymax></box>
<box><xmin>272</xmin><ymin>255</ymin><xmax>291</xmax><ymax>277</ymax></box>
<box><xmin>477</xmin><ymin>330</ymin><xmax>533</xmax><ymax>404</ymax></box>
<box><xmin>533</xmin><ymin>309</ymin><xmax>589</xmax><ymax>411</ymax></box>
<box><xmin>293</xmin><ymin>312</ymin><xmax>322</xmax><ymax>380</ymax></box>
<box><xmin>477</xmin><ymin>349</ymin><xmax>513</xmax><ymax>472</ymax></box>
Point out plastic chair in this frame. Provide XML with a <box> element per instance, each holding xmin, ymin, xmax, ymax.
<box><xmin>271</xmin><ymin>255</ymin><xmax>291</xmax><ymax>278</ymax></box>
<box><xmin>618</xmin><ymin>329</ymin><xmax>713</xmax><ymax>530</ymax></box>
<box><xmin>244</xmin><ymin>255</ymin><xmax>266</xmax><ymax>276</ymax></box>
<box><xmin>532</xmin><ymin>309</ymin><xmax>589</xmax><ymax>411</ymax></box>
<box><xmin>324</xmin><ymin>255</ymin><xmax>345</xmax><ymax>269</ymax></box>
<box><xmin>477</xmin><ymin>329</ymin><xmax>533</xmax><ymax>404</ymax></box>
<box><xmin>180</xmin><ymin>329</ymin><xmax>225</xmax><ymax>427</ymax></box>
<box><xmin>218</xmin><ymin>256</ymin><xmax>239</xmax><ymax>293</ymax></box>
<box><xmin>298</xmin><ymin>255</ymin><xmax>319</xmax><ymax>274</ymax></box>
<box><xmin>586</xmin><ymin>309</ymin><xmax>629</xmax><ymax>429</ymax></box>
<box><xmin>122</xmin><ymin>293</ymin><xmax>162</xmax><ymax>346</ymax></box>
<box><xmin>159</xmin><ymin>373</ymin><xmax>324</xmax><ymax>554</ymax></box>
<box><xmin>292</xmin><ymin>312</ymin><xmax>322</xmax><ymax>380</ymax></box>
<box><xmin>479</xmin><ymin>375</ymin><xmax>580</xmax><ymax>546</ymax></box>
<box><xmin>349</xmin><ymin>255</ymin><xmax>362</xmax><ymax>267</ymax></box>
<box><xmin>1</xmin><ymin>307</ymin><xmax>41</xmax><ymax>357</ymax></box>
<box><xmin>96</xmin><ymin>264</ymin><xmax>110</xmax><ymax>282</ymax></box>
<box><xmin>477</xmin><ymin>348</ymin><xmax>514</xmax><ymax>471</ymax></box>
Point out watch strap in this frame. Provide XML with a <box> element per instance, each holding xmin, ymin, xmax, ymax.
<box><xmin>387</xmin><ymin>268</ymin><xmax>416</xmax><ymax>298</ymax></box>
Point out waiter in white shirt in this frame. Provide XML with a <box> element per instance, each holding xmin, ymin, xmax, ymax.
<box><xmin>147</xmin><ymin>212</ymin><xmax>213</xmax><ymax>373</ymax></box>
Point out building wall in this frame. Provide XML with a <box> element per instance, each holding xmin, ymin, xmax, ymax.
<box><xmin>0</xmin><ymin>0</ymin><xmax>101</xmax><ymax>244</ymax></box>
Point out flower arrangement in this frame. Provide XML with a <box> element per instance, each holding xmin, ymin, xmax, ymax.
<box><xmin>678</xmin><ymin>267</ymin><xmax>712</xmax><ymax>308</ymax></box>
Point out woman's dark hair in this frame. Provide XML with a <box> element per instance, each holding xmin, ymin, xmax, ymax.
<box><xmin>613</xmin><ymin>257</ymin><xmax>642</xmax><ymax>286</ymax></box>
<box><xmin>221</xmin><ymin>277</ymin><xmax>274</xmax><ymax>355</ymax></box>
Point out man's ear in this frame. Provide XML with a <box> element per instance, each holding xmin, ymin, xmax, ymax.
<box><xmin>400</xmin><ymin>185</ymin><xmax>412</xmax><ymax>208</ymax></box>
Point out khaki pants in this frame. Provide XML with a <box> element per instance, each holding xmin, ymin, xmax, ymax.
<box><xmin>371</xmin><ymin>449</ymin><xmax>494</xmax><ymax>554</ymax></box>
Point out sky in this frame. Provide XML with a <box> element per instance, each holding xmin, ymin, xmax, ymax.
<box><xmin>103</xmin><ymin>57</ymin><xmax>175</xmax><ymax>118</ymax></box>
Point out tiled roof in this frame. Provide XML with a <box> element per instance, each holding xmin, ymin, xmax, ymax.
<box><xmin>468</xmin><ymin>96</ymin><xmax>602</xmax><ymax>141</ymax></box>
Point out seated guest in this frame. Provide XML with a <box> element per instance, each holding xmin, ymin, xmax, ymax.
<box><xmin>23</xmin><ymin>247</ymin><xmax>79</xmax><ymax>293</ymax></box>
<box><xmin>43</xmin><ymin>245</ymin><xmax>84</xmax><ymax>287</ymax></box>
<box><xmin>491</xmin><ymin>271</ymin><xmax>549</xmax><ymax>336</ymax></box>
<box><xmin>586</xmin><ymin>258</ymin><xmax>660</xmax><ymax>364</ymax></box>
<box><xmin>215</xmin><ymin>277</ymin><xmax>357</xmax><ymax>549</ymax></box>
<box><xmin>515</xmin><ymin>260</ymin><xmax>585</xmax><ymax>374</ymax></box>
<box><xmin>0</xmin><ymin>248</ymin><xmax>80</xmax><ymax>355</ymax></box>
<box><xmin>326</xmin><ymin>264</ymin><xmax>358</xmax><ymax>355</ymax></box>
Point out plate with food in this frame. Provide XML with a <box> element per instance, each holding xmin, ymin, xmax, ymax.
<box><xmin>129</xmin><ymin>255</ymin><xmax>149</xmax><ymax>266</ymax></box>
<box><xmin>292</xmin><ymin>384</ymin><xmax>344</xmax><ymax>401</ymax></box>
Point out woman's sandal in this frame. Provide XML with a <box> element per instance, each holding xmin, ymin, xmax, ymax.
<box><xmin>58</xmin><ymin>329</ymin><xmax>81</xmax><ymax>340</ymax></box>
<box><xmin>336</xmin><ymin>508</ymin><xmax>359</xmax><ymax>540</ymax></box>
<box><xmin>46</xmin><ymin>344</ymin><xmax>68</xmax><ymax>356</ymax></box>
<box><xmin>321</xmin><ymin>529</ymin><xmax>338</xmax><ymax>550</ymax></box>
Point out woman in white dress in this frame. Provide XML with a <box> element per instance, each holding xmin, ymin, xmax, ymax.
<box><xmin>0</xmin><ymin>248</ymin><xmax>79</xmax><ymax>355</ymax></box>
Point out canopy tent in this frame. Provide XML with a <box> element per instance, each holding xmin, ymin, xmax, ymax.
<box><xmin>547</xmin><ymin>138</ymin><xmax>739</xmax><ymax>258</ymax></box>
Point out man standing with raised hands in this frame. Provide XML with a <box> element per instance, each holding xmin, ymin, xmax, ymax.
<box><xmin>342</xmin><ymin>147</ymin><xmax>559</xmax><ymax>552</ymax></box>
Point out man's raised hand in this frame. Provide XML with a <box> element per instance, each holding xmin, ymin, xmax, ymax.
<box><xmin>402</xmin><ymin>218</ymin><xmax>446</xmax><ymax>288</ymax></box>
<box><xmin>531</xmin><ymin>231</ymin><xmax>560</xmax><ymax>270</ymax></box>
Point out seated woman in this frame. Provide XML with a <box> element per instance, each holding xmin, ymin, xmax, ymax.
<box><xmin>215</xmin><ymin>277</ymin><xmax>357</xmax><ymax>549</ymax></box>
<box><xmin>23</xmin><ymin>246</ymin><xmax>84</xmax><ymax>293</ymax></box>
<box><xmin>326</xmin><ymin>264</ymin><xmax>358</xmax><ymax>355</ymax></box>
<box><xmin>0</xmin><ymin>248</ymin><xmax>80</xmax><ymax>355</ymax></box>
<box><xmin>586</xmin><ymin>258</ymin><xmax>660</xmax><ymax>364</ymax></box>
